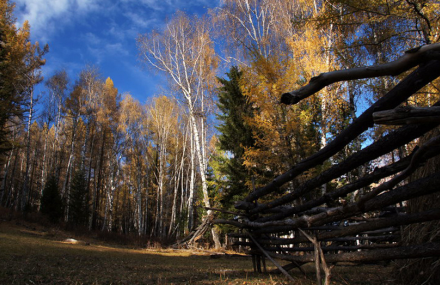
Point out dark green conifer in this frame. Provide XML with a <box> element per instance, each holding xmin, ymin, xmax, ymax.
<box><xmin>216</xmin><ymin>66</ymin><xmax>255</xmax><ymax>208</ymax></box>
<box><xmin>68</xmin><ymin>169</ymin><xmax>89</xmax><ymax>226</ymax></box>
<box><xmin>40</xmin><ymin>175</ymin><xmax>63</xmax><ymax>223</ymax></box>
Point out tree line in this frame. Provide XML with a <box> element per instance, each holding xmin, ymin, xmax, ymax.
<box><xmin>1</xmin><ymin>0</ymin><xmax>439</xmax><ymax>246</ymax></box>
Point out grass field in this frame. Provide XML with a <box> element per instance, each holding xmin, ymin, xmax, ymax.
<box><xmin>0</xmin><ymin>218</ymin><xmax>394</xmax><ymax>284</ymax></box>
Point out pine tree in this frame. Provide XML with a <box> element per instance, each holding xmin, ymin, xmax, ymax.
<box><xmin>40</xmin><ymin>175</ymin><xmax>63</xmax><ymax>223</ymax></box>
<box><xmin>68</xmin><ymin>169</ymin><xmax>89</xmax><ymax>226</ymax></box>
<box><xmin>216</xmin><ymin>66</ymin><xmax>255</xmax><ymax>208</ymax></box>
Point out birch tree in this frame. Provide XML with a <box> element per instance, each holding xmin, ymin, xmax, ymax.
<box><xmin>148</xmin><ymin>96</ymin><xmax>177</xmax><ymax>238</ymax></box>
<box><xmin>138</xmin><ymin>12</ymin><xmax>221</xmax><ymax>247</ymax></box>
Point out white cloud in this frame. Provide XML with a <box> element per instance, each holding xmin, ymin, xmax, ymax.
<box><xmin>84</xmin><ymin>32</ymin><xmax>101</xmax><ymax>46</ymax></box>
<box><xmin>120</xmin><ymin>0</ymin><xmax>165</xmax><ymax>11</ymax></box>
<box><xmin>76</xmin><ymin>0</ymin><xmax>100</xmax><ymax>11</ymax></box>
<box><xmin>105</xmin><ymin>43</ymin><xmax>130</xmax><ymax>57</ymax></box>
<box><xmin>124</xmin><ymin>11</ymin><xmax>157</xmax><ymax>29</ymax></box>
<box><xmin>14</xmin><ymin>0</ymin><xmax>102</xmax><ymax>41</ymax></box>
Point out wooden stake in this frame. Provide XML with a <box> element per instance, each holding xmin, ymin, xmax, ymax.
<box><xmin>248</xmin><ymin>232</ymin><xmax>297</xmax><ymax>283</ymax></box>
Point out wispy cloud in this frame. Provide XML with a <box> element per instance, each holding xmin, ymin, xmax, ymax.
<box><xmin>14</xmin><ymin>0</ymin><xmax>102</xmax><ymax>41</ymax></box>
<box><xmin>124</xmin><ymin>11</ymin><xmax>158</xmax><ymax>29</ymax></box>
<box><xmin>84</xmin><ymin>32</ymin><xmax>101</xmax><ymax>46</ymax></box>
<box><xmin>13</xmin><ymin>0</ymin><xmax>221</xmax><ymax>102</ymax></box>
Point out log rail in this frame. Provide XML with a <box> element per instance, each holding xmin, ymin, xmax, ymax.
<box><xmin>214</xmin><ymin>43</ymin><xmax>440</xmax><ymax>282</ymax></box>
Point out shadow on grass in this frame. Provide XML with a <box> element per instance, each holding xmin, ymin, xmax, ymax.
<box><xmin>0</xmin><ymin>226</ymin><xmax>290</xmax><ymax>284</ymax></box>
<box><xmin>0</xmin><ymin>222</ymin><xmax>393</xmax><ymax>284</ymax></box>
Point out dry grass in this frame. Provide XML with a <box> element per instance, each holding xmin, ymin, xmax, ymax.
<box><xmin>0</xmin><ymin>218</ymin><xmax>393</xmax><ymax>284</ymax></box>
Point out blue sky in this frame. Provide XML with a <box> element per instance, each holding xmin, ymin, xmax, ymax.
<box><xmin>13</xmin><ymin>0</ymin><xmax>221</xmax><ymax>104</ymax></box>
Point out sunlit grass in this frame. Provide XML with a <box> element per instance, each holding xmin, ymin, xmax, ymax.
<box><xmin>0</xmin><ymin>221</ymin><xmax>392</xmax><ymax>284</ymax></box>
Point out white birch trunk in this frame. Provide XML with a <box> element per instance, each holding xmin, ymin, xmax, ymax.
<box><xmin>187</xmin><ymin>127</ymin><xmax>196</xmax><ymax>231</ymax></box>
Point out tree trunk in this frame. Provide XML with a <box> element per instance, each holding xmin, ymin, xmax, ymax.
<box><xmin>187</xmin><ymin>129</ymin><xmax>196</xmax><ymax>231</ymax></box>
<box><xmin>39</xmin><ymin>126</ymin><xmax>50</xmax><ymax>211</ymax></box>
<box><xmin>20</xmin><ymin>89</ymin><xmax>34</xmax><ymax>211</ymax></box>
<box><xmin>1</xmin><ymin>147</ymin><xmax>14</xmax><ymax>205</ymax></box>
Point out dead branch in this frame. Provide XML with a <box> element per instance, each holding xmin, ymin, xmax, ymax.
<box><xmin>299</xmin><ymin>229</ymin><xmax>333</xmax><ymax>285</ymax></box>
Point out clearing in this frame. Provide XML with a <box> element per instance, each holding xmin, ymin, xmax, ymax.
<box><xmin>0</xmin><ymin>218</ymin><xmax>393</xmax><ymax>284</ymax></box>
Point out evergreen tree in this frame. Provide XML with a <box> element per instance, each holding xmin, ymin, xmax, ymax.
<box><xmin>216</xmin><ymin>66</ymin><xmax>255</xmax><ymax>208</ymax></box>
<box><xmin>68</xmin><ymin>169</ymin><xmax>89</xmax><ymax>226</ymax></box>
<box><xmin>40</xmin><ymin>175</ymin><xmax>63</xmax><ymax>223</ymax></box>
<box><xmin>0</xmin><ymin>0</ymin><xmax>47</xmax><ymax>155</ymax></box>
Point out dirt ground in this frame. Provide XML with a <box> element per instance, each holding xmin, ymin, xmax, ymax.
<box><xmin>0</xmin><ymin>218</ymin><xmax>394</xmax><ymax>284</ymax></box>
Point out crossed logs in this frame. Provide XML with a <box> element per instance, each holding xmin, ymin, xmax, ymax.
<box><xmin>213</xmin><ymin>43</ymin><xmax>440</xmax><ymax>283</ymax></box>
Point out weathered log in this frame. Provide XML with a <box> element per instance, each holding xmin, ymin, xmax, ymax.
<box><xmin>249</xmin><ymin>129</ymin><xmax>440</xmax><ymax>217</ymax></box>
<box><xmin>226</xmin><ymin>232</ymin><xmax>248</xmax><ymax>238</ymax></box>
<box><xmin>373</xmin><ymin>106</ymin><xmax>440</xmax><ymax>125</ymax></box>
<box><xmin>281</xmin><ymin>43</ymin><xmax>440</xmax><ymax>105</ymax></box>
<box><xmin>248</xmin><ymin>233</ymin><xmax>297</xmax><ymax>283</ymax></box>
<box><xmin>324</xmin><ymin>235</ymin><xmax>399</xmax><ymax>242</ymax></box>
<box><xmin>244</xmin><ymin>181</ymin><xmax>404</xmax><ymax>239</ymax></box>
<box><xmin>248</xmin><ymin>123</ymin><xmax>440</xmax><ymax>219</ymax></box>
<box><xmin>356</xmin><ymin>228</ymin><xmax>398</xmax><ymax>235</ymax></box>
<box><xmin>240</xmin><ymin>59</ymin><xmax>440</xmax><ymax>206</ymax></box>
<box><xmin>255</xmin><ymin>152</ymin><xmax>416</xmax><ymax>222</ymax></box>
<box><xmin>252</xmin><ymin>234</ymin><xmax>399</xmax><ymax>245</ymax></box>
<box><xmin>299</xmin><ymin>228</ymin><xmax>332</xmax><ymax>285</ymax></box>
<box><xmin>204</xmin><ymin>207</ymin><xmax>242</xmax><ymax>216</ymax></box>
<box><xmin>315</xmin><ymin>170</ymin><xmax>440</xmax><ymax>228</ymax></box>
<box><xmin>269</xmin><ymin>261</ymin><xmax>306</xmax><ymax>276</ymax></box>
<box><xmin>213</xmin><ymin>218</ymin><xmax>247</xmax><ymax>228</ymax></box>
<box><xmin>250</xmin><ymin>243</ymin><xmax>401</xmax><ymax>253</ymax></box>
<box><xmin>267</xmin><ymin>242</ymin><xmax>440</xmax><ymax>264</ymax></box>
<box><xmin>252</xmin><ymin>209</ymin><xmax>440</xmax><ymax>244</ymax></box>
<box><xmin>358</xmin><ymin>135</ymin><xmax>440</xmax><ymax>206</ymax></box>
<box><xmin>176</xmin><ymin>214</ymin><xmax>213</xmax><ymax>247</ymax></box>
<box><xmin>220</xmin><ymin>45</ymin><xmax>440</xmax><ymax>277</ymax></box>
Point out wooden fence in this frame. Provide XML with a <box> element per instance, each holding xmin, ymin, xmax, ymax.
<box><xmin>214</xmin><ymin>43</ymin><xmax>440</xmax><ymax>283</ymax></box>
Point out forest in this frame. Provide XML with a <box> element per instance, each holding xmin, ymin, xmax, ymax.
<box><xmin>1</xmin><ymin>0</ymin><xmax>439</xmax><ymax>268</ymax></box>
